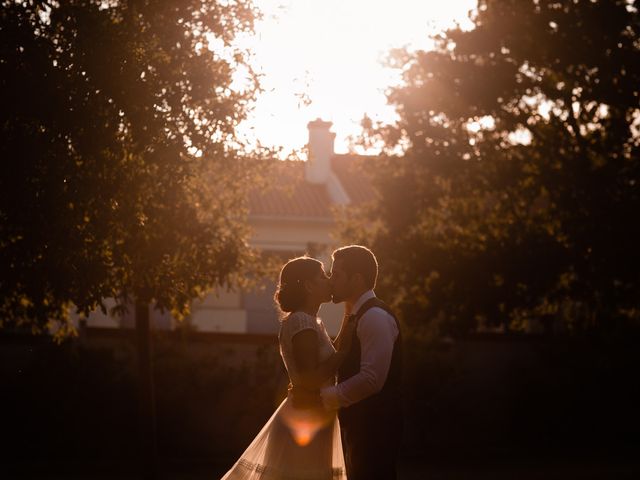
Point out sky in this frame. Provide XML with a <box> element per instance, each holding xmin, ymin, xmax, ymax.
<box><xmin>233</xmin><ymin>0</ymin><xmax>478</xmax><ymax>156</ymax></box>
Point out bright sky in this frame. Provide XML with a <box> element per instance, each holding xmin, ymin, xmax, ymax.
<box><xmin>234</xmin><ymin>0</ymin><xmax>477</xmax><ymax>156</ymax></box>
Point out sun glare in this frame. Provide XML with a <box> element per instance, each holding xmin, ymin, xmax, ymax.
<box><xmin>233</xmin><ymin>0</ymin><xmax>477</xmax><ymax>156</ymax></box>
<box><xmin>280</xmin><ymin>400</ymin><xmax>334</xmax><ymax>446</ymax></box>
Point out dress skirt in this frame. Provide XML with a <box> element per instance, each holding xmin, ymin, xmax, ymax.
<box><xmin>220</xmin><ymin>395</ymin><xmax>346</xmax><ymax>480</ymax></box>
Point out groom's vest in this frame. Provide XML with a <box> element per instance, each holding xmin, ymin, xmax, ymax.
<box><xmin>337</xmin><ymin>298</ymin><xmax>402</xmax><ymax>429</ymax></box>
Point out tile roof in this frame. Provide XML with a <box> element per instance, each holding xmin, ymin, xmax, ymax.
<box><xmin>330</xmin><ymin>154</ymin><xmax>377</xmax><ymax>206</ymax></box>
<box><xmin>249</xmin><ymin>161</ymin><xmax>333</xmax><ymax>218</ymax></box>
<box><xmin>248</xmin><ymin>155</ymin><xmax>376</xmax><ymax>219</ymax></box>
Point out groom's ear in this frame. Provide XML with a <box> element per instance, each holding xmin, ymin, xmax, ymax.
<box><xmin>351</xmin><ymin>272</ymin><xmax>365</xmax><ymax>288</ymax></box>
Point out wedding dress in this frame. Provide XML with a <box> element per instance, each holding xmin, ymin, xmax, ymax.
<box><xmin>221</xmin><ymin>311</ymin><xmax>347</xmax><ymax>480</ymax></box>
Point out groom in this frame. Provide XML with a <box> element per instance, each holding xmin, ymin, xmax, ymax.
<box><xmin>322</xmin><ymin>245</ymin><xmax>403</xmax><ymax>480</ymax></box>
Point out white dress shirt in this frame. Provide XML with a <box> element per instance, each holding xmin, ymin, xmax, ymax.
<box><xmin>320</xmin><ymin>290</ymin><xmax>399</xmax><ymax>410</ymax></box>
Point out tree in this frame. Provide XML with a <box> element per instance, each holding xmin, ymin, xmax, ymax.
<box><xmin>1</xmin><ymin>0</ymin><xmax>261</xmax><ymax>335</ymax></box>
<box><xmin>1</xmin><ymin>1</ymin><xmax>262</xmax><ymax>477</ymax></box>
<box><xmin>342</xmin><ymin>0</ymin><xmax>640</xmax><ymax>336</ymax></box>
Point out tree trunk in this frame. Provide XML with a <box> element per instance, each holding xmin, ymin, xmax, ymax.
<box><xmin>136</xmin><ymin>300</ymin><xmax>158</xmax><ymax>480</ymax></box>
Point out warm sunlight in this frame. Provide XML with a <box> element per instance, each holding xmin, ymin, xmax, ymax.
<box><xmin>235</xmin><ymin>0</ymin><xmax>478</xmax><ymax>155</ymax></box>
<box><xmin>280</xmin><ymin>400</ymin><xmax>334</xmax><ymax>446</ymax></box>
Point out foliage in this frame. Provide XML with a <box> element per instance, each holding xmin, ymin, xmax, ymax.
<box><xmin>0</xmin><ymin>0</ymin><xmax>265</xmax><ymax>339</ymax></box>
<box><xmin>153</xmin><ymin>336</ymin><xmax>284</xmax><ymax>458</ymax></box>
<box><xmin>342</xmin><ymin>0</ymin><xmax>640</xmax><ymax>335</ymax></box>
<box><xmin>1</xmin><ymin>335</ymin><xmax>284</xmax><ymax>468</ymax></box>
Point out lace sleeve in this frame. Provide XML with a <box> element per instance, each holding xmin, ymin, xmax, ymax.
<box><xmin>285</xmin><ymin>312</ymin><xmax>317</xmax><ymax>341</ymax></box>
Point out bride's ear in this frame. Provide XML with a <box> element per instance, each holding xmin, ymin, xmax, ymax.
<box><xmin>303</xmin><ymin>279</ymin><xmax>313</xmax><ymax>294</ymax></box>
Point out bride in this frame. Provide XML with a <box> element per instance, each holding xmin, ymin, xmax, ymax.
<box><xmin>221</xmin><ymin>256</ymin><xmax>354</xmax><ymax>480</ymax></box>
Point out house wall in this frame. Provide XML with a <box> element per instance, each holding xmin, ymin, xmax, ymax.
<box><xmin>70</xmin><ymin>297</ymin><xmax>120</xmax><ymax>329</ymax></box>
<box><xmin>249</xmin><ymin>216</ymin><xmax>335</xmax><ymax>252</ymax></box>
<box><xmin>190</xmin><ymin>289</ymin><xmax>247</xmax><ymax>333</ymax></box>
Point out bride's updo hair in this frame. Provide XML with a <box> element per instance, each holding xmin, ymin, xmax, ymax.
<box><xmin>275</xmin><ymin>256</ymin><xmax>323</xmax><ymax>314</ymax></box>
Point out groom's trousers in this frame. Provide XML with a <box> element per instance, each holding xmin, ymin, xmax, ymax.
<box><xmin>340</xmin><ymin>418</ymin><xmax>401</xmax><ymax>480</ymax></box>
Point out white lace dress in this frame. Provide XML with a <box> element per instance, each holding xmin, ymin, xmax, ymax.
<box><xmin>220</xmin><ymin>311</ymin><xmax>347</xmax><ymax>480</ymax></box>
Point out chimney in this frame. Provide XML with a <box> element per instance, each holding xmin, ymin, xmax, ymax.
<box><xmin>306</xmin><ymin>119</ymin><xmax>335</xmax><ymax>184</ymax></box>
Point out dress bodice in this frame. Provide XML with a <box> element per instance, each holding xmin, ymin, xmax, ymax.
<box><xmin>278</xmin><ymin>311</ymin><xmax>336</xmax><ymax>388</ymax></box>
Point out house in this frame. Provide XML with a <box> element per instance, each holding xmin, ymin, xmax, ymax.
<box><xmin>189</xmin><ymin>119</ymin><xmax>375</xmax><ymax>336</ymax></box>
<box><xmin>76</xmin><ymin>120</ymin><xmax>375</xmax><ymax>336</ymax></box>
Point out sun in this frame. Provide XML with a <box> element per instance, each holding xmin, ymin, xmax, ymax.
<box><xmin>234</xmin><ymin>0</ymin><xmax>478</xmax><ymax>156</ymax></box>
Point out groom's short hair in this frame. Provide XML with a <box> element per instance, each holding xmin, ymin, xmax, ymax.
<box><xmin>332</xmin><ymin>245</ymin><xmax>378</xmax><ymax>290</ymax></box>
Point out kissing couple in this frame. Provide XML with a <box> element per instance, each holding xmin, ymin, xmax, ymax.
<box><xmin>221</xmin><ymin>245</ymin><xmax>403</xmax><ymax>480</ymax></box>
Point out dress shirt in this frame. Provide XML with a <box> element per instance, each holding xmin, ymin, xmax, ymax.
<box><xmin>320</xmin><ymin>290</ymin><xmax>399</xmax><ymax>410</ymax></box>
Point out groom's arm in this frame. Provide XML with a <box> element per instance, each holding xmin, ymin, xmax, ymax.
<box><xmin>320</xmin><ymin>307</ymin><xmax>398</xmax><ymax>410</ymax></box>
